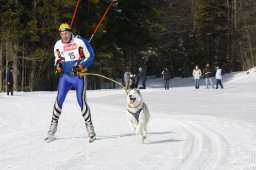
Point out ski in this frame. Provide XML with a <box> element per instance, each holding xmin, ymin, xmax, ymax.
<box><xmin>44</xmin><ymin>135</ymin><xmax>56</xmax><ymax>143</ymax></box>
<box><xmin>44</xmin><ymin>135</ymin><xmax>95</xmax><ymax>143</ymax></box>
<box><xmin>89</xmin><ymin>136</ymin><xmax>96</xmax><ymax>143</ymax></box>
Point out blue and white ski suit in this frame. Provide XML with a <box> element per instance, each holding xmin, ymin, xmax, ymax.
<box><xmin>51</xmin><ymin>34</ymin><xmax>95</xmax><ymax>124</ymax></box>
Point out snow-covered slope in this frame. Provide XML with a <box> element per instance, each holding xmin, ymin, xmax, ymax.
<box><xmin>0</xmin><ymin>69</ymin><xmax>256</xmax><ymax>170</ymax></box>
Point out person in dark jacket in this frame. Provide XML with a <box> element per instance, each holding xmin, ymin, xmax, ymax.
<box><xmin>203</xmin><ymin>63</ymin><xmax>215</xmax><ymax>89</ymax></box>
<box><xmin>139</xmin><ymin>67</ymin><xmax>147</xmax><ymax>89</ymax></box>
<box><xmin>135</xmin><ymin>67</ymin><xmax>142</xmax><ymax>88</ymax></box>
<box><xmin>161</xmin><ymin>67</ymin><xmax>171</xmax><ymax>90</ymax></box>
<box><xmin>7</xmin><ymin>68</ymin><xmax>14</xmax><ymax>96</ymax></box>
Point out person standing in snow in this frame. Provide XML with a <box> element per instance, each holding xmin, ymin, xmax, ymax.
<box><xmin>124</xmin><ymin>70</ymin><xmax>131</xmax><ymax>90</ymax></box>
<box><xmin>129</xmin><ymin>73</ymin><xmax>136</xmax><ymax>89</ymax></box>
<box><xmin>46</xmin><ymin>23</ymin><xmax>96</xmax><ymax>142</ymax></box>
<box><xmin>135</xmin><ymin>67</ymin><xmax>142</xmax><ymax>88</ymax></box>
<box><xmin>192</xmin><ymin>65</ymin><xmax>202</xmax><ymax>89</ymax></box>
<box><xmin>161</xmin><ymin>67</ymin><xmax>171</xmax><ymax>90</ymax></box>
<box><xmin>215</xmin><ymin>66</ymin><xmax>224</xmax><ymax>89</ymax></box>
<box><xmin>203</xmin><ymin>63</ymin><xmax>215</xmax><ymax>89</ymax></box>
<box><xmin>7</xmin><ymin>68</ymin><xmax>14</xmax><ymax>96</ymax></box>
<box><xmin>139</xmin><ymin>67</ymin><xmax>147</xmax><ymax>89</ymax></box>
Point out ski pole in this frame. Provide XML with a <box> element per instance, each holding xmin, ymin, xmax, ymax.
<box><xmin>74</xmin><ymin>0</ymin><xmax>116</xmax><ymax>67</ymax></box>
<box><xmin>88</xmin><ymin>0</ymin><xmax>117</xmax><ymax>42</ymax></box>
<box><xmin>70</xmin><ymin>0</ymin><xmax>81</xmax><ymax>28</ymax></box>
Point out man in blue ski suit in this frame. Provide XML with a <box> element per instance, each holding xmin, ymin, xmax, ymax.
<box><xmin>46</xmin><ymin>23</ymin><xmax>96</xmax><ymax>142</ymax></box>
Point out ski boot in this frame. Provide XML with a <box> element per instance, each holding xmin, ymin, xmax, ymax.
<box><xmin>86</xmin><ymin>121</ymin><xmax>96</xmax><ymax>143</ymax></box>
<box><xmin>44</xmin><ymin>122</ymin><xmax>58</xmax><ymax>143</ymax></box>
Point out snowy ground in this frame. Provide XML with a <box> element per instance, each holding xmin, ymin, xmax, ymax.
<box><xmin>0</xmin><ymin>69</ymin><xmax>256</xmax><ymax>170</ymax></box>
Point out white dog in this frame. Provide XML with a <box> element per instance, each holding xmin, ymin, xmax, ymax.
<box><xmin>126</xmin><ymin>89</ymin><xmax>150</xmax><ymax>143</ymax></box>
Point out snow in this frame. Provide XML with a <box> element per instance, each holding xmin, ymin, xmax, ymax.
<box><xmin>0</xmin><ymin>69</ymin><xmax>256</xmax><ymax>170</ymax></box>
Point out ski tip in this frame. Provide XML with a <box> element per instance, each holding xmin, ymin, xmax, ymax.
<box><xmin>89</xmin><ymin>136</ymin><xmax>96</xmax><ymax>143</ymax></box>
<box><xmin>44</xmin><ymin>136</ymin><xmax>56</xmax><ymax>143</ymax></box>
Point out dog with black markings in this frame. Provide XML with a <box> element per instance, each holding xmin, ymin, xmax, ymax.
<box><xmin>126</xmin><ymin>89</ymin><xmax>150</xmax><ymax>143</ymax></box>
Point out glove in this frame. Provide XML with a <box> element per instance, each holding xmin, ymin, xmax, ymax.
<box><xmin>72</xmin><ymin>64</ymin><xmax>83</xmax><ymax>73</ymax></box>
<box><xmin>55</xmin><ymin>65</ymin><xmax>62</xmax><ymax>73</ymax></box>
<box><xmin>55</xmin><ymin>66</ymin><xmax>62</xmax><ymax>73</ymax></box>
<box><xmin>55</xmin><ymin>58</ymin><xmax>63</xmax><ymax>73</ymax></box>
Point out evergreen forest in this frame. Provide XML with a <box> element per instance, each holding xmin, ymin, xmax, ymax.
<box><xmin>0</xmin><ymin>0</ymin><xmax>256</xmax><ymax>91</ymax></box>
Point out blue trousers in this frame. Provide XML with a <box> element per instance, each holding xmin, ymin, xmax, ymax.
<box><xmin>51</xmin><ymin>73</ymin><xmax>92</xmax><ymax>123</ymax></box>
<box><xmin>164</xmin><ymin>80</ymin><xmax>169</xmax><ymax>90</ymax></box>
<box><xmin>194</xmin><ymin>79</ymin><xmax>200</xmax><ymax>89</ymax></box>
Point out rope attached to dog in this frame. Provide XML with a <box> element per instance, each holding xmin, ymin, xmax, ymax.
<box><xmin>75</xmin><ymin>72</ymin><xmax>128</xmax><ymax>94</ymax></box>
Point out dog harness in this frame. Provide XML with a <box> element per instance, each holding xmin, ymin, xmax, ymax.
<box><xmin>128</xmin><ymin>108</ymin><xmax>142</xmax><ymax>122</ymax></box>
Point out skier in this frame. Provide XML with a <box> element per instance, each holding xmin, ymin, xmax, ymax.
<box><xmin>45</xmin><ymin>23</ymin><xmax>96</xmax><ymax>143</ymax></box>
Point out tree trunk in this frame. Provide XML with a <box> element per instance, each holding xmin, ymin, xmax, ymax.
<box><xmin>29</xmin><ymin>61</ymin><xmax>36</xmax><ymax>91</ymax></box>
<box><xmin>242</xmin><ymin>17</ymin><xmax>254</xmax><ymax>68</ymax></box>
<box><xmin>12</xmin><ymin>43</ymin><xmax>18</xmax><ymax>91</ymax></box>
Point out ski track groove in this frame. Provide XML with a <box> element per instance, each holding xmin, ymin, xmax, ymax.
<box><xmin>176</xmin><ymin>123</ymin><xmax>210</xmax><ymax>170</ymax></box>
<box><xmin>0</xmin><ymin>130</ymin><xmax>43</xmax><ymax>154</ymax></box>
<box><xmin>153</xmin><ymin>113</ymin><xmax>256</xmax><ymax>169</ymax></box>
<box><xmin>188</xmin><ymin>121</ymin><xmax>229</xmax><ymax>170</ymax></box>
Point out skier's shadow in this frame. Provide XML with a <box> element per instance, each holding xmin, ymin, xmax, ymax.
<box><xmin>54</xmin><ymin>131</ymin><xmax>183</xmax><ymax>144</ymax></box>
<box><xmin>95</xmin><ymin>133</ymin><xmax>134</xmax><ymax>141</ymax></box>
<box><xmin>96</xmin><ymin>131</ymin><xmax>182</xmax><ymax>144</ymax></box>
<box><xmin>146</xmin><ymin>131</ymin><xmax>183</xmax><ymax>144</ymax></box>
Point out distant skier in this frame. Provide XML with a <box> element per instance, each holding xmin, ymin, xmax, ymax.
<box><xmin>215</xmin><ymin>66</ymin><xmax>224</xmax><ymax>89</ymax></box>
<box><xmin>45</xmin><ymin>23</ymin><xmax>96</xmax><ymax>143</ymax></box>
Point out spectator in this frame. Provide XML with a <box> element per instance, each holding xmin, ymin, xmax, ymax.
<box><xmin>135</xmin><ymin>67</ymin><xmax>142</xmax><ymax>88</ymax></box>
<box><xmin>139</xmin><ymin>67</ymin><xmax>147</xmax><ymax>89</ymax></box>
<box><xmin>124</xmin><ymin>70</ymin><xmax>131</xmax><ymax>90</ymax></box>
<box><xmin>203</xmin><ymin>63</ymin><xmax>215</xmax><ymax>89</ymax></box>
<box><xmin>215</xmin><ymin>66</ymin><xmax>224</xmax><ymax>89</ymax></box>
<box><xmin>161</xmin><ymin>67</ymin><xmax>171</xmax><ymax>90</ymax></box>
<box><xmin>129</xmin><ymin>73</ymin><xmax>136</xmax><ymax>89</ymax></box>
<box><xmin>192</xmin><ymin>65</ymin><xmax>202</xmax><ymax>89</ymax></box>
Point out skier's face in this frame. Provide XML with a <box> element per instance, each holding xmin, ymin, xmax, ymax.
<box><xmin>60</xmin><ymin>31</ymin><xmax>72</xmax><ymax>44</ymax></box>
